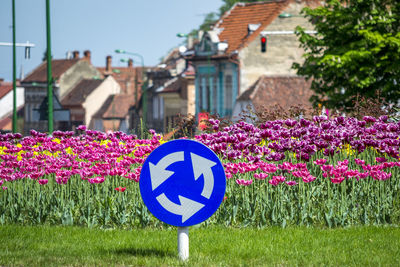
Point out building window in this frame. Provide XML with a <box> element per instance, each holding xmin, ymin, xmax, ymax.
<box><xmin>224</xmin><ymin>75</ymin><xmax>233</xmax><ymax>112</ymax></box>
<box><xmin>159</xmin><ymin>96</ymin><xmax>164</xmax><ymax>120</ymax></box>
<box><xmin>198</xmin><ymin>79</ymin><xmax>203</xmax><ymax>110</ymax></box>
<box><xmin>212</xmin><ymin>77</ymin><xmax>217</xmax><ymax>113</ymax></box>
<box><xmin>205</xmin><ymin>79</ymin><xmax>210</xmax><ymax>111</ymax></box>
<box><xmin>153</xmin><ymin>95</ymin><xmax>159</xmax><ymax>119</ymax></box>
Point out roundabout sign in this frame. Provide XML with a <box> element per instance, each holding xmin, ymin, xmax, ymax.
<box><xmin>140</xmin><ymin>139</ymin><xmax>226</xmax><ymax>227</ymax></box>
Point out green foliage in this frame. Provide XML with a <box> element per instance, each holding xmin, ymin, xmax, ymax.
<box><xmin>293</xmin><ymin>0</ymin><xmax>400</xmax><ymax>110</ymax></box>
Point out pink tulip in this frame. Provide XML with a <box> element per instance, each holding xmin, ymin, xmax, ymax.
<box><xmin>254</xmin><ymin>173</ymin><xmax>268</xmax><ymax>180</ymax></box>
<box><xmin>285</xmin><ymin>180</ymin><xmax>298</xmax><ymax>186</ymax></box>
<box><xmin>38</xmin><ymin>179</ymin><xmax>48</xmax><ymax>185</ymax></box>
<box><xmin>376</xmin><ymin>157</ymin><xmax>387</xmax><ymax>163</ymax></box>
<box><xmin>235</xmin><ymin>179</ymin><xmax>253</xmax><ymax>186</ymax></box>
<box><xmin>313</xmin><ymin>159</ymin><xmax>327</xmax><ymax>165</ymax></box>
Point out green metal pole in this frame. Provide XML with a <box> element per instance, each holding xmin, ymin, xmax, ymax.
<box><xmin>141</xmin><ymin>61</ymin><xmax>146</xmax><ymax>126</ymax></box>
<box><xmin>46</xmin><ymin>0</ymin><xmax>53</xmax><ymax>133</ymax></box>
<box><xmin>12</xmin><ymin>0</ymin><xmax>17</xmax><ymax>133</ymax></box>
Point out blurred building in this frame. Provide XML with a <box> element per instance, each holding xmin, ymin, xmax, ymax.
<box><xmin>61</xmin><ymin>76</ymin><xmax>120</xmax><ymax>130</ymax></box>
<box><xmin>0</xmin><ymin>79</ymin><xmax>24</xmax><ymax>132</ymax></box>
<box><xmin>143</xmin><ymin>48</ymin><xmax>195</xmax><ymax>133</ymax></box>
<box><xmin>96</xmin><ymin>55</ymin><xmax>144</xmax><ymax>133</ymax></box>
<box><xmin>233</xmin><ymin>75</ymin><xmax>313</xmax><ymax>119</ymax></box>
<box><xmin>21</xmin><ymin>50</ymin><xmax>101</xmax><ymax>134</ymax></box>
<box><xmin>186</xmin><ymin>0</ymin><xmax>319</xmax><ymax>120</ymax></box>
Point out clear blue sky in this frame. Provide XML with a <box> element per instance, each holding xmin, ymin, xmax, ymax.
<box><xmin>0</xmin><ymin>0</ymin><xmax>222</xmax><ymax>82</ymax></box>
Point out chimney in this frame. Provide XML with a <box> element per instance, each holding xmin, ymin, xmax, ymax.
<box><xmin>66</xmin><ymin>51</ymin><xmax>72</xmax><ymax>59</ymax></box>
<box><xmin>128</xmin><ymin>58</ymin><xmax>133</xmax><ymax>68</ymax></box>
<box><xmin>73</xmin><ymin>50</ymin><xmax>79</xmax><ymax>59</ymax></box>
<box><xmin>83</xmin><ymin>50</ymin><xmax>91</xmax><ymax>63</ymax></box>
<box><xmin>106</xmin><ymin>55</ymin><xmax>112</xmax><ymax>72</ymax></box>
<box><xmin>187</xmin><ymin>36</ymin><xmax>194</xmax><ymax>49</ymax></box>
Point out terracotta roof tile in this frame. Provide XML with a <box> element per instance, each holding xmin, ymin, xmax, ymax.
<box><xmin>23</xmin><ymin>59</ymin><xmax>80</xmax><ymax>83</ymax></box>
<box><xmin>214</xmin><ymin>1</ymin><xmax>290</xmax><ymax>53</ymax></box>
<box><xmin>0</xmin><ymin>116</ymin><xmax>11</xmax><ymax>131</ymax></box>
<box><xmin>102</xmin><ymin>94</ymin><xmax>135</xmax><ymax>119</ymax></box>
<box><xmin>156</xmin><ymin>77</ymin><xmax>184</xmax><ymax>94</ymax></box>
<box><xmin>238</xmin><ymin>75</ymin><xmax>313</xmax><ymax>111</ymax></box>
<box><xmin>0</xmin><ymin>82</ymin><xmax>13</xmax><ymax>99</ymax></box>
<box><xmin>97</xmin><ymin>66</ymin><xmax>143</xmax><ymax>95</ymax></box>
<box><xmin>61</xmin><ymin>79</ymin><xmax>103</xmax><ymax>106</ymax></box>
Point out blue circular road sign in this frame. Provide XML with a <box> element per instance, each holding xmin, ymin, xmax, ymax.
<box><xmin>140</xmin><ymin>139</ymin><xmax>226</xmax><ymax>227</ymax></box>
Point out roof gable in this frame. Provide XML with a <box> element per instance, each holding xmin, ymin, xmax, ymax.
<box><xmin>0</xmin><ymin>82</ymin><xmax>13</xmax><ymax>99</ymax></box>
<box><xmin>61</xmin><ymin>79</ymin><xmax>103</xmax><ymax>106</ymax></box>
<box><xmin>238</xmin><ymin>75</ymin><xmax>313</xmax><ymax>110</ymax></box>
<box><xmin>23</xmin><ymin>59</ymin><xmax>80</xmax><ymax>83</ymax></box>
<box><xmin>213</xmin><ymin>1</ymin><xmax>290</xmax><ymax>54</ymax></box>
<box><xmin>95</xmin><ymin>94</ymin><xmax>135</xmax><ymax>119</ymax></box>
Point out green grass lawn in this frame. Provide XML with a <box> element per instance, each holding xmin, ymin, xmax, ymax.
<box><xmin>1</xmin><ymin>225</ymin><xmax>399</xmax><ymax>266</ymax></box>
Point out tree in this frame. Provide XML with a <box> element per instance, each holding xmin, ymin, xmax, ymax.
<box><xmin>293</xmin><ymin>0</ymin><xmax>400</xmax><ymax>111</ymax></box>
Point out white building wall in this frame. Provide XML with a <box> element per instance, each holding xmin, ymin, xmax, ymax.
<box><xmin>83</xmin><ymin>76</ymin><xmax>121</xmax><ymax>127</ymax></box>
<box><xmin>0</xmin><ymin>87</ymin><xmax>24</xmax><ymax>119</ymax></box>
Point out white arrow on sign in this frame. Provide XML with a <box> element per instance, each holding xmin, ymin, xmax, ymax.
<box><xmin>149</xmin><ymin>151</ymin><xmax>184</xmax><ymax>190</ymax></box>
<box><xmin>190</xmin><ymin>152</ymin><xmax>216</xmax><ymax>199</ymax></box>
<box><xmin>156</xmin><ymin>193</ymin><xmax>205</xmax><ymax>223</ymax></box>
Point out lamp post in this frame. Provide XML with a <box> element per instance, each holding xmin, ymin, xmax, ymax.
<box><xmin>46</xmin><ymin>0</ymin><xmax>53</xmax><ymax>133</ymax></box>
<box><xmin>7</xmin><ymin>1</ymin><xmax>35</xmax><ymax>133</ymax></box>
<box><xmin>12</xmin><ymin>0</ymin><xmax>16</xmax><ymax>133</ymax></box>
<box><xmin>115</xmin><ymin>49</ymin><xmax>146</xmax><ymax>125</ymax></box>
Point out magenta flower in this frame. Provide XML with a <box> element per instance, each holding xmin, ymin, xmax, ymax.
<box><xmin>2</xmin><ymin>186</ymin><xmax>7</xmax><ymax>190</ymax></box>
<box><xmin>254</xmin><ymin>172</ymin><xmax>268</xmax><ymax>180</ymax></box>
<box><xmin>354</xmin><ymin>158</ymin><xmax>365</xmax><ymax>165</ymax></box>
<box><xmin>321</xmin><ymin>165</ymin><xmax>333</xmax><ymax>172</ymax></box>
<box><xmin>302</xmin><ymin>175</ymin><xmax>316</xmax><ymax>183</ymax></box>
<box><xmin>331</xmin><ymin>176</ymin><xmax>345</xmax><ymax>184</ymax></box>
<box><xmin>370</xmin><ymin>170</ymin><xmax>392</xmax><ymax>181</ymax></box>
<box><xmin>375</xmin><ymin>157</ymin><xmax>387</xmax><ymax>163</ymax></box>
<box><xmin>38</xmin><ymin>179</ymin><xmax>48</xmax><ymax>185</ymax></box>
<box><xmin>93</xmin><ymin>176</ymin><xmax>105</xmax><ymax>184</ymax></box>
<box><xmin>313</xmin><ymin>158</ymin><xmax>327</xmax><ymax>165</ymax></box>
<box><xmin>268</xmin><ymin>179</ymin><xmax>279</xmax><ymax>186</ymax></box>
<box><xmin>77</xmin><ymin>125</ymin><xmax>87</xmax><ymax>131</ymax></box>
<box><xmin>273</xmin><ymin>176</ymin><xmax>286</xmax><ymax>183</ymax></box>
<box><xmin>285</xmin><ymin>180</ymin><xmax>298</xmax><ymax>186</ymax></box>
<box><xmin>235</xmin><ymin>179</ymin><xmax>253</xmax><ymax>186</ymax></box>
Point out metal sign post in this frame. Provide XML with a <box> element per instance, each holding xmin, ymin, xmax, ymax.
<box><xmin>177</xmin><ymin>226</ymin><xmax>189</xmax><ymax>261</ymax></box>
<box><xmin>140</xmin><ymin>139</ymin><xmax>226</xmax><ymax>261</ymax></box>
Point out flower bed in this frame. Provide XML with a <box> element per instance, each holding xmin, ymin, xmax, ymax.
<box><xmin>0</xmin><ymin>116</ymin><xmax>399</xmax><ymax>228</ymax></box>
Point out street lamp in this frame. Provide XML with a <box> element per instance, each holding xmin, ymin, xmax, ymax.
<box><xmin>115</xmin><ymin>49</ymin><xmax>146</xmax><ymax>125</ymax></box>
<box><xmin>7</xmin><ymin>1</ymin><xmax>35</xmax><ymax>133</ymax></box>
<box><xmin>12</xmin><ymin>0</ymin><xmax>17</xmax><ymax>133</ymax></box>
<box><xmin>46</xmin><ymin>0</ymin><xmax>53</xmax><ymax>133</ymax></box>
